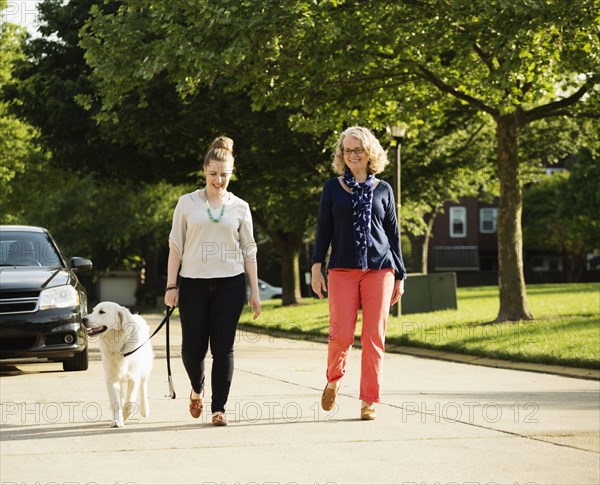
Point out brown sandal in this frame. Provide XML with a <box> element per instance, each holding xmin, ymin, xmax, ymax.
<box><xmin>212</xmin><ymin>412</ymin><xmax>228</xmax><ymax>426</ymax></box>
<box><xmin>321</xmin><ymin>384</ymin><xmax>338</xmax><ymax>411</ymax></box>
<box><xmin>360</xmin><ymin>406</ymin><xmax>377</xmax><ymax>421</ymax></box>
<box><xmin>189</xmin><ymin>390</ymin><xmax>203</xmax><ymax>419</ymax></box>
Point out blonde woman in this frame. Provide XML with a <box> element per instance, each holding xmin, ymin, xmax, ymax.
<box><xmin>165</xmin><ymin>136</ymin><xmax>261</xmax><ymax>426</ymax></box>
<box><xmin>311</xmin><ymin>126</ymin><xmax>406</xmax><ymax>420</ymax></box>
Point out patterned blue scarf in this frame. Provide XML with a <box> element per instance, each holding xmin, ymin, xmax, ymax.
<box><xmin>343</xmin><ymin>168</ymin><xmax>375</xmax><ymax>270</ymax></box>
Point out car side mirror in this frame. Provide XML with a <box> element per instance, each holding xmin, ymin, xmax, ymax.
<box><xmin>70</xmin><ymin>257</ymin><xmax>93</xmax><ymax>272</ymax></box>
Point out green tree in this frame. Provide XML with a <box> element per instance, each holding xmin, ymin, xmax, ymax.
<box><xmin>523</xmin><ymin>148</ymin><xmax>600</xmax><ymax>282</ymax></box>
<box><xmin>1</xmin><ymin>153</ymin><xmax>186</xmax><ymax>304</ymax></box>
<box><xmin>0</xmin><ymin>15</ymin><xmax>40</xmax><ymax>210</ymax></box>
<box><xmin>8</xmin><ymin>0</ymin><xmax>200</xmax><ymax>181</ymax></box>
<box><xmin>2</xmin><ymin>0</ymin><xmax>193</xmax><ymax>302</ymax></box>
<box><xmin>402</xmin><ymin>108</ymin><xmax>597</xmax><ymax>274</ymax></box>
<box><xmin>80</xmin><ymin>0</ymin><xmax>498</xmax><ymax>300</ymax></box>
<box><xmin>397</xmin><ymin>104</ymin><xmax>497</xmax><ymax>272</ymax></box>
<box><xmin>12</xmin><ymin>0</ymin><xmax>329</xmax><ymax>304</ymax></box>
<box><xmin>82</xmin><ymin>0</ymin><xmax>599</xmax><ymax>319</ymax></box>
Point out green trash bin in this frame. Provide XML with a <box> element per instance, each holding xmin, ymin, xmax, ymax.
<box><xmin>401</xmin><ymin>272</ymin><xmax>457</xmax><ymax>314</ymax></box>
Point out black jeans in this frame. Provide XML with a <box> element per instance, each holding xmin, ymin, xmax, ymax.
<box><xmin>178</xmin><ymin>273</ymin><xmax>246</xmax><ymax>413</ymax></box>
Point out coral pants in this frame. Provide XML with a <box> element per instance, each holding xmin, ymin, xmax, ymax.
<box><xmin>326</xmin><ymin>268</ymin><xmax>395</xmax><ymax>403</ymax></box>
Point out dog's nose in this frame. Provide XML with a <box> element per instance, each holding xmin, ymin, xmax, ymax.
<box><xmin>82</xmin><ymin>317</ymin><xmax>88</xmax><ymax>325</ymax></box>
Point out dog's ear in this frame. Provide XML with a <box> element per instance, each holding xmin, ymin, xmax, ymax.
<box><xmin>116</xmin><ymin>308</ymin><xmax>126</xmax><ymax>331</ymax></box>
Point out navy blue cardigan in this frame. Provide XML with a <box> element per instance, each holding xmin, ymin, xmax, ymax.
<box><xmin>312</xmin><ymin>178</ymin><xmax>407</xmax><ymax>280</ymax></box>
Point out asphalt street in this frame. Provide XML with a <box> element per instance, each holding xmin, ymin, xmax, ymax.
<box><xmin>1</xmin><ymin>313</ymin><xmax>599</xmax><ymax>485</ymax></box>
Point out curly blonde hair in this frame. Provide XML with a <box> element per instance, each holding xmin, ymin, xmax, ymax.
<box><xmin>331</xmin><ymin>126</ymin><xmax>389</xmax><ymax>175</ymax></box>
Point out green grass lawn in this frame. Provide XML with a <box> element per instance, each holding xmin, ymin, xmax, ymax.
<box><xmin>239</xmin><ymin>282</ymin><xmax>600</xmax><ymax>369</ymax></box>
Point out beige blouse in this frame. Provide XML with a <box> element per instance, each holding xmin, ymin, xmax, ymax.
<box><xmin>169</xmin><ymin>190</ymin><xmax>257</xmax><ymax>279</ymax></box>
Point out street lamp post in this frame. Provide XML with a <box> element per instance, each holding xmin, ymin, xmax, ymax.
<box><xmin>389</xmin><ymin>123</ymin><xmax>408</xmax><ymax>316</ymax></box>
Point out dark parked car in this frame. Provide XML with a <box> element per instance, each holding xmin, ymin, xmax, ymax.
<box><xmin>0</xmin><ymin>225</ymin><xmax>92</xmax><ymax>371</ymax></box>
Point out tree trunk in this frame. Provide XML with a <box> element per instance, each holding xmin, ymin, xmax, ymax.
<box><xmin>421</xmin><ymin>211</ymin><xmax>437</xmax><ymax>274</ymax></box>
<box><xmin>564</xmin><ymin>252</ymin><xmax>585</xmax><ymax>283</ymax></box>
<box><xmin>138</xmin><ymin>246</ymin><xmax>159</xmax><ymax>309</ymax></box>
<box><xmin>495</xmin><ymin>114</ymin><xmax>533</xmax><ymax>322</ymax></box>
<box><xmin>271</xmin><ymin>232</ymin><xmax>303</xmax><ymax>306</ymax></box>
<box><xmin>407</xmin><ymin>233</ymin><xmax>425</xmax><ymax>273</ymax></box>
<box><xmin>407</xmin><ymin>209</ymin><xmax>438</xmax><ymax>274</ymax></box>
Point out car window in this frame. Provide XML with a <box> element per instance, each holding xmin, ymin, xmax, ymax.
<box><xmin>0</xmin><ymin>231</ymin><xmax>64</xmax><ymax>267</ymax></box>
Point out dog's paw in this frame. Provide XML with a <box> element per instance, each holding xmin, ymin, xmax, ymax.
<box><xmin>111</xmin><ymin>420</ymin><xmax>125</xmax><ymax>429</ymax></box>
<box><xmin>123</xmin><ymin>402</ymin><xmax>142</xmax><ymax>421</ymax></box>
<box><xmin>123</xmin><ymin>405</ymin><xmax>133</xmax><ymax>421</ymax></box>
<box><xmin>140</xmin><ymin>401</ymin><xmax>149</xmax><ymax>418</ymax></box>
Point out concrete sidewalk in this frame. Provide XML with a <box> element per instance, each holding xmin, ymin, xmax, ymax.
<box><xmin>1</xmin><ymin>313</ymin><xmax>599</xmax><ymax>485</ymax></box>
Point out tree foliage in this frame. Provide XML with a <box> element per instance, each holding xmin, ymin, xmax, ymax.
<box><xmin>8</xmin><ymin>0</ymin><xmax>202</xmax><ymax>182</ymax></box>
<box><xmin>7</xmin><ymin>0</ymin><xmax>334</xmax><ymax>304</ymax></box>
<box><xmin>523</xmin><ymin>148</ymin><xmax>600</xmax><ymax>281</ymax></box>
<box><xmin>1</xmin><ymin>0</ymin><xmax>190</xmax><ymax>306</ymax></box>
<box><xmin>0</xmin><ymin>18</ymin><xmax>40</xmax><ymax>206</ymax></box>
<box><xmin>81</xmin><ymin>0</ymin><xmax>600</xmax><ymax>318</ymax></box>
<box><xmin>82</xmin><ymin>1</ymin><xmax>599</xmax><ymax>124</ymax></box>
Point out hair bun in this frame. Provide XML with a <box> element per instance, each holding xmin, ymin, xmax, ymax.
<box><xmin>211</xmin><ymin>136</ymin><xmax>234</xmax><ymax>152</ymax></box>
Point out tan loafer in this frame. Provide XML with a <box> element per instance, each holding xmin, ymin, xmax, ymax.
<box><xmin>189</xmin><ymin>390</ymin><xmax>203</xmax><ymax>419</ymax></box>
<box><xmin>321</xmin><ymin>384</ymin><xmax>338</xmax><ymax>411</ymax></box>
<box><xmin>212</xmin><ymin>412</ymin><xmax>228</xmax><ymax>426</ymax></box>
<box><xmin>361</xmin><ymin>406</ymin><xmax>377</xmax><ymax>421</ymax></box>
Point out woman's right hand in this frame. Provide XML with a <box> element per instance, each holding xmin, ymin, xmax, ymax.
<box><xmin>164</xmin><ymin>288</ymin><xmax>179</xmax><ymax>308</ymax></box>
<box><xmin>311</xmin><ymin>264</ymin><xmax>327</xmax><ymax>299</ymax></box>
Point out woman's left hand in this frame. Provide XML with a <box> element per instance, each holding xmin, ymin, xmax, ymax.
<box><xmin>391</xmin><ymin>279</ymin><xmax>405</xmax><ymax>305</ymax></box>
<box><xmin>249</xmin><ymin>292</ymin><xmax>262</xmax><ymax>320</ymax></box>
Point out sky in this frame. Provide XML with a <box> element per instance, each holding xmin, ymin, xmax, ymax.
<box><xmin>1</xmin><ymin>0</ymin><xmax>42</xmax><ymax>36</ymax></box>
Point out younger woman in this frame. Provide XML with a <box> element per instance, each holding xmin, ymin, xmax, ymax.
<box><xmin>165</xmin><ymin>136</ymin><xmax>261</xmax><ymax>426</ymax></box>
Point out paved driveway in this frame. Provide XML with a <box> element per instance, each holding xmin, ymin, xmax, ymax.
<box><xmin>1</xmin><ymin>314</ymin><xmax>598</xmax><ymax>484</ymax></box>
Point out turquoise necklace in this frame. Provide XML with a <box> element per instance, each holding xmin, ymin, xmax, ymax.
<box><xmin>207</xmin><ymin>203</ymin><xmax>225</xmax><ymax>222</ymax></box>
<box><xmin>204</xmin><ymin>191</ymin><xmax>227</xmax><ymax>223</ymax></box>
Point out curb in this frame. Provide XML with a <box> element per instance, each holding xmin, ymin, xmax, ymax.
<box><xmin>386</xmin><ymin>344</ymin><xmax>600</xmax><ymax>381</ymax></box>
<box><xmin>236</xmin><ymin>323</ymin><xmax>600</xmax><ymax>382</ymax></box>
<box><xmin>143</xmin><ymin>315</ymin><xmax>600</xmax><ymax>382</ymax></box>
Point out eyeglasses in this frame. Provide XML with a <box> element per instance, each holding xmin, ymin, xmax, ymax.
<box><xmin>343</xmin><ymin>148</ymin><xmax>365</xmax><ymax>156</ymax></box>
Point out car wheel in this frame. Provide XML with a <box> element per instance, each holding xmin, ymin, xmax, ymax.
<box><xmin>63</xmin><ymin>345</ymin><xmax>89</xmax><ymax>372</ymax></box>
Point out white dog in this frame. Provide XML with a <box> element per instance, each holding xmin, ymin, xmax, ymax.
<box><xmin>83</xmin><ymin>302</ymin><xmax>154</xmax><ymax>428</ymax></box>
